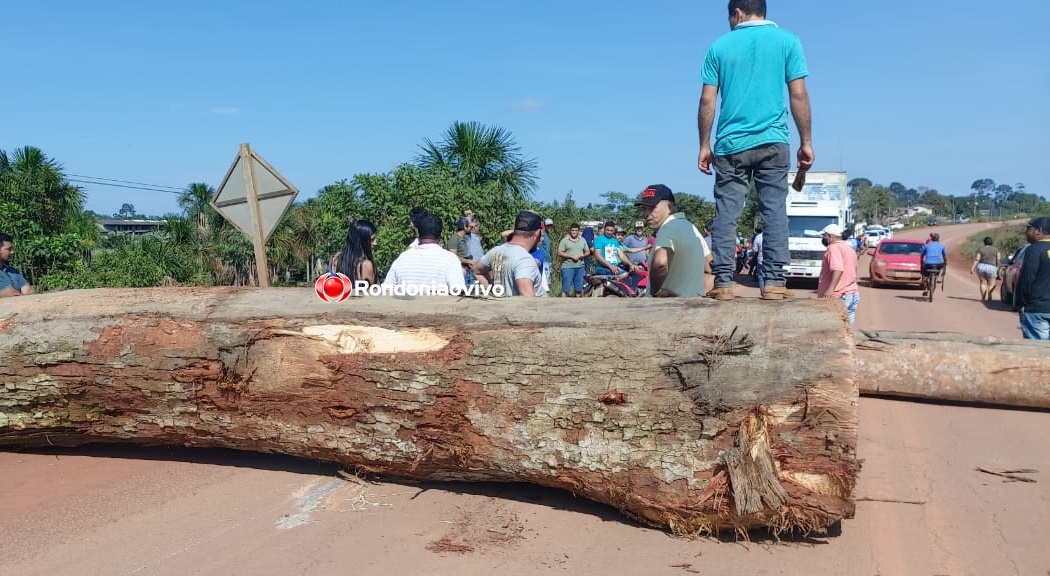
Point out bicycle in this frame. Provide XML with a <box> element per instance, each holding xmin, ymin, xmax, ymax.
<box><xmin>921</xmin><ymin>264</ymin><xmax>946</xmax><ymax>302</ymax></box>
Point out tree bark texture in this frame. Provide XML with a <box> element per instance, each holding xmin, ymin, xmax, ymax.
<box><xmin>855</xmin><ymin>330</ymin><xmax>1050</xmax><ymax>409</ymax></box>
<box><xmin>0</xmin><ymin>288</ymin><xmax>859</xmax><ymax>536</ymax></box>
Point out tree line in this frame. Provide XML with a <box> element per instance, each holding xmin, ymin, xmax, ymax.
<box><xmin>6</xmin><ymin>124</ymin><xmax>1043</xmax><ymax>292</ymax></box>
<box><xmin>848</xmin><ymin>177</ymin><xmax>1046</xmax><ymax>224</ymax></box>
<box><xmin>2</xmin><ymin>122</ymin><xmax>718</xmax><ymax>291</ymax></box>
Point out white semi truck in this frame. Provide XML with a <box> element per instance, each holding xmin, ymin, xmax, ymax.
<box><xmin>783</xmin><ymin>171</ymin><xmax>850</xmax><ymax>280</ymax></box>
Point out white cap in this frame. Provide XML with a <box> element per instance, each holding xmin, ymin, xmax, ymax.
<box><xmin>820</xmin><ymin>223</ymin><xmax>844</xmax><ymax>236</ymax></box>
<box><xmin>544</xmin><ymin>218</ymin><xmax>554</xmax><ymax>225</ymax></box>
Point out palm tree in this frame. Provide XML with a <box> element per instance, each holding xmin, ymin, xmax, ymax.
<box><xmin>161</xmin><ymin>215</ymin><xmax>216</xmax><ymax>283</ymax></box>
<box><xmin>416</xmin><ymin>121</ymin><xmax>538</xmax><ymax>200</ymax></box>
<box><xmin>178</xmin><ymin>182</ymin><xmax>222</xmax><ymax>236</ymax></box>
<box><xmin>0</xmin><ymin>146</ymin><xmax>85</xmax><ymax>235</ymax></box>
<box><xmin>279</xmin><ymin>202</ymin><xmax>325</xmax><ymax>282</ymax></box>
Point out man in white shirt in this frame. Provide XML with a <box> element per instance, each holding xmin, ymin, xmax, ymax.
<box><xmin>383</xmin><ymin>213</ymin><xmax>466</xmax><ymax>295</ymax></box>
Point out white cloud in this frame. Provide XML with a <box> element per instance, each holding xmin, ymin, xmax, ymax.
<box><xmin>509</xmin><ymin>99</ymin><xmax>546</xmax><ymax>113</ymax></box>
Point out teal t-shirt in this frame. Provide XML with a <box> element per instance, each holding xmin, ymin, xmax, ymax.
<box><xmin>592</xmin><ymin>235</ymin><xmax>625</xmax><ymax>268</ymax></box>
<box><xmin>701</xmin><ymin>21</ymin><xmax>808</xmax><ymax>156</ymax></box>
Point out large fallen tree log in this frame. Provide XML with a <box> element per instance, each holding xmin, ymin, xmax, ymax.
<box><xmin>855</xmin><ymin>330</ymin><xmax>1050</xmax><ymax>409</ymax></box>
<box><xmin>2</xmin><ymin>288</ymin><xmax>862</xmax><ymax>536</ymax></box>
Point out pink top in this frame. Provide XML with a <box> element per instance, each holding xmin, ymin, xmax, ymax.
<box><xmin>817</xmin><ymin>240</ymin><xmax>859</xmax><ymax>298</ymax></box>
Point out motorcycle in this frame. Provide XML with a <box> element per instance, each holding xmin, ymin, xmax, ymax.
<box><xmin>582</xmin><ymin>263</ymin><xmax>648</xmax><ymax>297</ymax></box>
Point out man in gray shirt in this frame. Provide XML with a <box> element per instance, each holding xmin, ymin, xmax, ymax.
<box><xmin>472</xmin><ymin>211</ymin><xmax>544</xmax><ymax>296</ymax></box>
<box><xmin>622</xmin><ymin>220</ymin><xmax>651</xmax><ymax>267</ymax></box>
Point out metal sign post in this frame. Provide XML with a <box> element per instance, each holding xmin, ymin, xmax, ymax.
<box><xmin>211</xmin><ymin>143</ymin><xmax>298</xmax><ymax>288</ymax></box>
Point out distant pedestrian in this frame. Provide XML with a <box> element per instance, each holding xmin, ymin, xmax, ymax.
<box><xmin>698</xmin><ymin>0</ymin><xmax>814</xmax><ymax>301</ymax></box>
<box><xmin>540</xmin><ymin>218</ymin><xmax>554</xmax><ymax>291</ymax></box>
<box><xmin>816</xmin><ymin>224</ymin><xmax>860</xmax><ymax>326</ymax></box>
<box><xmin>581</xmin><ymin>224</ymin><xmax>596</xmax><ymax>273</ymax></box>
<box><xmin>752</xmin><ymin>227</ymin><xmax>765</xmax><ymax>290</ymax></box>
<box><xmin>464</xmin><ymin>218</ymin><xmax>484</xmax><ymax>259</ymax></box>
<box><xmin>1016</xmin><ymin>217</ymin><xmax>1050</xmax><ymax>340</ymax></box>
<box><xmin>557</xmin><ymin>223</ymin><xmax>589</xmax><ymax>297</ymax></box>
<box><xmin>970</xmin><ymin>236</ymin><xmax>1001</xmax><ymax>302</ymax></box>
<box><xmin>622</xmin><ymin>221</ymin><xmax>651</xmax><ymax>267</ymax></box>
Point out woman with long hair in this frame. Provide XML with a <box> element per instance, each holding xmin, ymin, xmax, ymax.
<box><xmin>331</xmin><ymin>220</ymin><xmax>377</xmax><ymax>285</ymax></box>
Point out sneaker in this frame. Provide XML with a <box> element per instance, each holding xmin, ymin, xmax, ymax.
<box><xmin>706</xmin><ymin>286</ymin><xmax>735</xmax><ymax>301</ymax></box>
<box><xmin>922</xmin><ymin>290</ymin><xmax>928</xmax><ymax>296</ymax></box>
<box><xmin>760</xmin><ymin>285</ymin><xmax>795</xmax><ymax>300</ymax></box>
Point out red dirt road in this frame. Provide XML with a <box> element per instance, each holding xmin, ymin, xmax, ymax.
<box><xmin>2</xmin><ymin>222</ymin><xmax>1048</xmax><ymax>576</ymax></box>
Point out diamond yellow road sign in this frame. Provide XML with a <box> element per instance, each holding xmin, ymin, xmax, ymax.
<box><xmin>212</xmin><ymin>144</ymin><xmax>298</xmax><ymax>244</ymax></box>
<box><xmin>211</xmin><ymin>144</ymin><xmax>298</xmax><ymax>287</ymax></box>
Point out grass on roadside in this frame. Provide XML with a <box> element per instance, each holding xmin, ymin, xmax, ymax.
<box><xmin>959</xmin><ymin>223</ymin><xmax>1028</xmax><ymax>262</ymax></box>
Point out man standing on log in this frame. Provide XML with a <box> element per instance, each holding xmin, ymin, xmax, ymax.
<box><xmin>816</xmin><ymin>224</ymin><xmax>860</xmax><ymax>326</ymax></box>
<box><xmin>697</xmin><ymin>0</ymin><xmax>814</xmax><ymax>301</ymax></box>
<box><xmin>0</xmin><ymin>233</ymin><xmax>33</xmax><ymax>298</ymax></box>
<box><xmin>472</xmin><ymin>211</ymin><xmax>544</xmax><ymax>297</ymax></box>
<box><xmin>635</xmin><ymin>184</ymin><xmax>707</xmax><ymax>297</ymax></box>
<box><xmin>1016</xmin><ymin>216</ymin><xmax>1050</xmax><ymax>340</ymax></box>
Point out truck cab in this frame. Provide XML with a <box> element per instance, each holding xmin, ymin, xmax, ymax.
<box><xmin>784</xmin><ymin>171</ymin><xmax>850</xmax><ymax>280</ymax></box>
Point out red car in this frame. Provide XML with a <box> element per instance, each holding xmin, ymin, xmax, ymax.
<box><xmin>869</xmin><ymin>239</ymin><xmax>925</xmax><ymax>287</ymax></box>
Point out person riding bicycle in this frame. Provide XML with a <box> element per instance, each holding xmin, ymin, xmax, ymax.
<box><xmin>920</xmin><ymin>232</ymin><xmax>947</xmax><ymax>296</ymax></box>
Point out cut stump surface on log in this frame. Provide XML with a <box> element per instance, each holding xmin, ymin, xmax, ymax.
<box><xmin>0</xmin><ymin>288</ymin><xmax>860</xmax><ymax>536</ymax></box>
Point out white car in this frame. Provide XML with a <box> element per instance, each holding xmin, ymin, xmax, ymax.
<box><xmin>888</xmin><ymin>222</ymin><xmax>905</xmax><ymax>230</ymax></box>
<box><xmin>864</xmin><ymin>229</ymin><xmax>888</xmax><ymax>248</ymax></box>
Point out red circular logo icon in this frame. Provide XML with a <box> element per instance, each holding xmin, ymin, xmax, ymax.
<box><xmin>314</xmin><ymin>272</ymin><xmax>353</xmax><ymax>302</ymax></box>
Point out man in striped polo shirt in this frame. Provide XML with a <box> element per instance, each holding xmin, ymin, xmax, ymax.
<box><xmin>381</xmin><ymin>213</ymin><xmax>466</xmax><ymax>295</ymax></box>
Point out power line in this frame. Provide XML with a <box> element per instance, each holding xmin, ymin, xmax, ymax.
<box><xmin>66</xmin><ymin>173</ymin><xmax>185</xmax><ymax>191</ymax></box>
<box><xmin>67</xmin><ymin>177</ymin><xmax>184</xmax><ymax>195</ymax></box>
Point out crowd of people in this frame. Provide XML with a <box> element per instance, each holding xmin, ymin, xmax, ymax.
<box><xmin>329</xmin><ymin>182</ymin><xmax>714</xmax><ymax>300</ymax></box>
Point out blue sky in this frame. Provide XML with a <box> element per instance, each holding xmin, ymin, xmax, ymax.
<box><xmin>2</xmin><ymin>1</ymin><xmax>1048</xmax><ymax>218</ymax></box>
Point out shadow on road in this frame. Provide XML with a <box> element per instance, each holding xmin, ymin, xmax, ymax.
<box><xmin>6</xmin><ymin>442</ymin><xmax>847</xmax><ymax>544</ymax></box>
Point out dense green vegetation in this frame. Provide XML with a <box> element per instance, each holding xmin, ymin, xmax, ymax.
<box><xmin>2</xmin><ymin>124</ymin><xmax>1044</xmax><ymax>292</ymax></box>
<box><xmin>1</xmin><ymin>123</ymin><xmax>714</xmax><ymax>291</ymax></box>
<box><xmin>847</xmin><ymin>177</ymin><xmax>1047</xmax><ymax>225</ymax></box>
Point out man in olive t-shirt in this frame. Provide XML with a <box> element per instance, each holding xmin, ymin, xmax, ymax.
<box><xmin>634</xmin><ymin>184</ymin><xmax>705</xmax><ymax>297</ymax></box>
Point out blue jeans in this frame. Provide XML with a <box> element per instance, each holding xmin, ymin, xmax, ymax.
<box><xmin>561</xmin><ymin>266</ymin><xmax>585</xmax><ymax>295</ymax></box>
<box><xmin>711</xmin><ymin>143</ymin><xmax>790</xmax><ymax>288</ymax></box>
<box><xmin>1020</xmin><ymin>311</ymin><xmax>1050</xmax><ymax>340</ymax></box>
<box><xmin>593</xmin><ymin>265</ymin><xmax>619</xmax><ymax>277</ymax></box>
<box><xmin>757</xmin><ymin>267</ymin><xmax>766</xmax><ymax>290</ymax></box>
<box><xmin>841</xmin><ymin>291</ymin><xmax>860</xmax><ymax>326</ymax></box>
<box><xmin>594</xmin><ymin>265</ymin><xmax>640</xmax><ymax>292</ymax></box>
